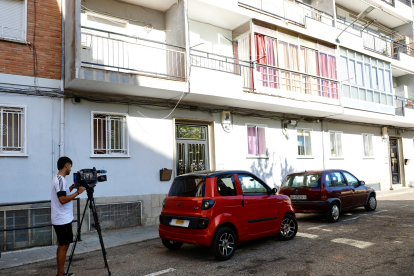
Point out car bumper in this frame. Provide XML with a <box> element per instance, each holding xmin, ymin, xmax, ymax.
<box><xmin>159</xmin><ymin>224</ymin><xmax>213</xmax><ymax>247</ymax></box>
<box><xmin>291</xmin><ymin>200</ymin><xmax>331</xmax><ymax>213</ymax></box>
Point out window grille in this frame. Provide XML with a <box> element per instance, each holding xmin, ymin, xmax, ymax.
<box><xmin>93</xmin><ymin>113</ymin><xmax>128</xmax><ymax>155</ymax></box>
<box><xmin>1</xmin><ymin>106</ymin><xmax>25</xmax><ymax>153</ymax></box>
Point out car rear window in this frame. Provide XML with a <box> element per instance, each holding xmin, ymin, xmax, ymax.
<box><xmin>168</xmin><ymin>177</ymin><xmax>206</xmax><ymax>197</ymax></box>
<box><xmin>281</xmin><ymin>173</ymin><xmax>321</xmax><ymax>188</ymax></box>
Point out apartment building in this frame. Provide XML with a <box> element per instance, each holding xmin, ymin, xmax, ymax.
<box><xmin>1</xmin><ymin>0</ymin><xmax>414</xmax><ymax>250</ymax></box>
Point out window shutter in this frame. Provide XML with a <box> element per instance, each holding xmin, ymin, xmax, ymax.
<box><xmin>0</xmin><ymin>0</ymin><xmax>24</xmax><ymax>40</ymax></box>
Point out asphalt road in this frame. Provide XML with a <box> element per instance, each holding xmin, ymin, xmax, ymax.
<box><xmin>3</xmin><ymin>192</ymin><xmax>414</xmax><ymax>276</ymax></box>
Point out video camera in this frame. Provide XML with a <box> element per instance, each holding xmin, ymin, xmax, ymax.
<box><xmin>73</xmin><ymin>167</ymin><xmax>107</xmax><ymax>189</ymax></box>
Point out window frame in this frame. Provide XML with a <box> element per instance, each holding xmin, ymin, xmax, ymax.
<box><xmin>237</xmin><ymin>173</ymin><xmax>270</xmax><ymax>195</ymax></box>
<box><xmin>246</xmin><ymin>124</ymin><xmax>267</xmax><ymax>158</ymax></box>
<box><xmin>297</xmin><ymin>128</ymin><xmax>313</xmax><ymax>158</ymax></box>
<box><xmin>0</xmin><ymin>0</ymin><xmax>28</xmax><ymax>42</ymax></box>
<box><xmin>0</xmin><ymin>104</ymin><xmax>27</xmax><ymax>156</ymax></box>
<box><xmin>329</xmin><ymin>130</ymin><xmax>343</xmax><ymax>158</ymax></box>
<box><xmin>90</xmin><ymin>111</ymin><xmax>130</xmax><ymax>158</ymax></box>
<box><xmin>362</xmin><ymin>133</ymin><xmax>374</xmax><ymax>158</ymax></box>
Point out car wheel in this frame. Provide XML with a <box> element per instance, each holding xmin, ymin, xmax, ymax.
<box><xmin>365</xmin><ymin>195</ymin><xmax>377</xmax><ymax>211</ymax></box>
<box><xmin>277</xmin><ymin>214</ymin><xmax>298</xmax><ymax>241</ymax></box>
<box><xmin>326</xmin><ymin>203</ymin><xmax>340</xmax><ymax>223</ymax></box>
<box><xmin>210</xmin><ymin>227</ymin><xmax>236</xmax><ymax>261</ymax></box>
<box><xmin>162</xmin><ymin>239</ymin><xmax>183</xmax><ymax>250</ymax></box>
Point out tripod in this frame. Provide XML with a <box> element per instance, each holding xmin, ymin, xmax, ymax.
<box><xmin>66</xmin><ymin>188</ymin><xmax>111</xmax><ymax>276</ymax></box>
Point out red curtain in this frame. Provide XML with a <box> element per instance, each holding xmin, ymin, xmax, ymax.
<box><xmin>255</xmin><ymin>34</ymin><xmax>268</xmax><ymax>87</ymax></box>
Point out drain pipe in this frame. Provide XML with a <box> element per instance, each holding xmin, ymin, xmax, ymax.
<box><xmin>321</xmin><ymin>120</ymin><xmax>326</xmax><ymax>170</ymax></box>
<box><xmin>60</xmin><ymin>0</ymin><xmax>66</xmax><ymax>157</ymax></box>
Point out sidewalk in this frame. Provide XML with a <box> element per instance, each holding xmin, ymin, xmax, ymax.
<box><xmin>1</xmin><ymin>187</ymin><xmax>413</xmax><ymax>270</ymax></box>
<box><xmin>0</xmin><ymin>225</ymin><xmax>159</xmax><ymax>270</ymax></box>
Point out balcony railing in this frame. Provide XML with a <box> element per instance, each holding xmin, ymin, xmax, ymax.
<box><xmin>190</xmin><ymin>49</ymin><xmax>253</xmax><ymax>89</ymax></box>
<box><xmin>240</xmin><ymin>0</ymin><xmax>334</xmax><ymax>27</ymax></box>
<box><xmin>255</xmin><ymin>64</ymin><xmax>339</xmax><ymax>99</ymax></box>
<box><xmin>395</xmin><ymin>96</ymin><xmax>414</xmax><ymax>116</ymax></box>
<box><xmin>81</xmin><ymin>27</ymin><xmax>186</xmax><ymax>80</ymax></box>
<box><xmin>336</xmin><ymin>18</ymin><xmax>414</xmax><ymax>60</ymax></box>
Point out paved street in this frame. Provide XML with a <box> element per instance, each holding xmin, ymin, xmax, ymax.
<box><xmin>2</xmin><ymin>192</ymin><xmax>414</xmax><ymax>276</ymax></box>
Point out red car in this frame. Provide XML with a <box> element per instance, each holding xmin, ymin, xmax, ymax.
<box><xmin>159</xmin><ymin>170</ymin><xmax>297</xmax><ymax>260</ymax></box>
<box><xmin>278</xmin><ymin>170</ymin><xmax>377</xmax><ymax>222</ymax></box>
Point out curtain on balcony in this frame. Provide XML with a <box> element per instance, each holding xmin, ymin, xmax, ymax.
<box><xmin>265</xmin><ymin>36</ymin><xmax>278</xmax><ymax>88</ymax></box>
<box><xmin>255</xmin><ymin>34</ymin><xmax>268</xmax><ymax>87</ymax></box>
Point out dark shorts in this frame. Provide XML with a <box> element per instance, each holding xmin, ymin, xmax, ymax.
<box><xmin>53</xmin><ymin>222</ymin><xmax>73</xmax><ymax>245</ymax></box>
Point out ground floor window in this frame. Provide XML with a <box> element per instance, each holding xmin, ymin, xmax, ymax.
<box><xmin>92</xmin><ymin>112</ymin><xmax>128</xmax><ymax>156</ymax></box>
<box><xmin>297</xmin><ymin>129</ymin><xmax>312</xmax><ymax>156</ymax></box>
<box><xmin>329</xmin><ymin>131</ymin><xmax>343</xmax><ymax>157</ymax></box>
<box><xmin>362</xmin><ymin>134</ymin><xmax>374</xmax><ymax>157</ymax></box>
<box><xmin>247</xmin><ymin>125</ymin><xmax>266</xmax><ymax>156</ymax></box>
<box><xmin>1</xmin><ymin>106</ymin><xmax>25</xmax><ymax>154</ymax></box>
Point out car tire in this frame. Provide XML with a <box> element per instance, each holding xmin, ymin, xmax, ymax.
<box><xmin>326</xmin><ymin>203</ymin><xmax>340</xmax><ymax>223</ymax></box>
<box><xmin>210</xmin><ymin>227</ymin><xmax>236</xmax><ymax>261</ymax></box>
<box><xmin>364</xmin><ymin>195</ymin><xmax>377</xmax><ymax>211</ymax></box>
<box><xmin>276</xmin><ymin>214</ymin><xmax>298</xmax><ymax>241</ymax></box>
<box><xmin>162</xmin><ymin>239</ymin><xmax>183</xmax><ymax>250</ymax></box>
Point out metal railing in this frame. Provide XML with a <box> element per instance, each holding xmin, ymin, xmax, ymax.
<box><xmin>254</xmin><ymin>63</ymin><xmax>339</xmax><ymax>99</ymax></box>
<box><xmin>336</xmin><ymin>18</ymin><xmax>414</xmax><ymax>60</ymax></box>
<box><xmin>395</xmin><ymin>96</ymin><xmax>414</xmax><ymax>116</ymax></box>
<box><xmin>81</xmin><ymin>26</ymin><xmax>186</xmax><ymax>80</ymax></box>
<box><xmin>239</xmin><ymin>0</ymin><xmax>334</xmax><ymax>27</ymax></box>
<box><xmin>0</xmin><ymin>199</ymin><xmax>80</xmax><ymax>255</ymax></box>
<box><xmin>190</xmin><ymin>49</ymin><xmax>252</xmax><ymax>75</ymax></box>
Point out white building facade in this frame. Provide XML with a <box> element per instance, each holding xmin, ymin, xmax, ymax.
<box><xmin>2</xmin><ymin>0</ymin><xmax>414</xmax><ymax>249</ymax></box>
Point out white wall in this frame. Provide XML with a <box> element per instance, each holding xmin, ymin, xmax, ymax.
<box><xmin>0</xmin><ymin>94</ymin><xmax>61</xmax><ymax>203</ymax></box>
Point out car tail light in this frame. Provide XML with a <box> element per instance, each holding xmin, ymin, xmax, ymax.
<box><xmin>201</xmin><ymin>199</ymin><xmax>215</xmax><ymax>210</ymax></box>
<box><xmin>198</xmin><ymin>218</ymin><xmax>209</xmax><ymax>229</ymax></box>
<box><xmin>321</xmin><ymin>189</ymin><xmax>328</xmax><ymax>201</ymax></box>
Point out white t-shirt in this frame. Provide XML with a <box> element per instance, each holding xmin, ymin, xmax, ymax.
<box><xmin>51</xmin><ymin>174</ymin><xmax>74</xmax><ymax>225</ymax></box>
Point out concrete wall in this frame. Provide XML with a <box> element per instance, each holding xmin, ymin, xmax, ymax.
<box><xmin>0</xmin><ymin>94</ymin><xmax>61</xmax><ymax>202</ymax></box>
<box><xmin>166</xmin><ymin>0</ymin><xmax>186</xmax><ymax>47</ymax></box>
<box><xmin>397</xmin><ymin>75</ymin><xmax>414</xmax><ymax>99</ymax></box>
<box><xmin>189</xmin><ymin>19</ymin><xmax>233</xmax><ymax>56</ymax></box>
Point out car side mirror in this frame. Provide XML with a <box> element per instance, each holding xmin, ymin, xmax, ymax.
<box><xmin>270</xmin><ymin>188</ymin><xmax>278</xmax><ymax>195</ymax></box>
<box><xmin>358</xmin><ymin>181</ymin><xmax>365</xmax><ymax>186</ymax></box>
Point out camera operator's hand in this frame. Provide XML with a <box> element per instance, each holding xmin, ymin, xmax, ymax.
<box><xmin>77</xmin><ymin>186</ymin><xmax>86</xmax><ymax>195</ymax></box>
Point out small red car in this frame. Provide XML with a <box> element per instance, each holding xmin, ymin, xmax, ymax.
<box><xmin>278</xmin><ymin>170</ymin><xmax>377</xmax><ymax>222</ymax></box>
<box><xmin>159</xmin><ymin>170</ymin><xmax>297</xmax><ymax>260</ymax></box>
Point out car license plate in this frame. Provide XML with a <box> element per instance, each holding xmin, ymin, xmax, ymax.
<box><xmin>170</xmin><ymin>218</ymin><xmax>190</xmax><ymax>228</ymax></box>
<box><xmin>290</xmin><ymin>195</ymin><xmax>307</xmax><ymax>200</ymax></box>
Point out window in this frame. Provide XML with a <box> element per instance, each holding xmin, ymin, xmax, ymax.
<box><xmin>297</xmin><ymin>129</ymin><xmax>312</xmax><ymax>156</ymax></box>
<box><xmin>247</xmin><ymin>125</ymin><xmax>266</xmax><ymax>156</ymax></box>
<box><xmin>217</xmin><ymin>175</ymin><xmax>237</xmax><ymax>197</ymax></box>
<box><xmin>363</xmin><ymin>134</ymin><xmax>374</xmax><ymax>157</ymax></box>
<box><xmin>168</xmin><ymin>177</ymin><xmax>205</xmax><ymax>197</ymax></box>
<box><xmin>1</xmin><ymin>106</ymin><xmax>25</xmax><ymax>154</ymax></box>
<box><xmin>325</xmin><ymin>173</ymin><xmax>332</xmax><ymax>187</ymax></box>
<box><xmin>281</xmin><ymin>173</ymin><xmax>321</xmax><ymax>188</ymax></box>
<box><xmin>329</xmin><ymin>132</ymin><xmax>343</xmax><ymax>157</ymax></box>
<box><xmin>341</xmin><ymin>48</ymin><xmax>392</xmax><ymax>105</ymax></box>
<box><xmin>92</xmin><ymin>113</ymin><xmax>128</xmax><ymax>156</ymax></box>
<box><xmin>238</xmin><ymin>174</ymin><xmax>268</xmax><ymax>194</ymax></box>
<box><xmin>343</xmin><ymin>172</ymin><xmax>358</xmax><ymax>186</ymax></box>
<box><xmin>330</xmin><ymin>172</ymin><xmax>347</xmax><ymax>186</ymax></box>
<box><xmin>0</xmin><ymin>0</ymin><xmax>26</xmax><ymax>41</ymax></box>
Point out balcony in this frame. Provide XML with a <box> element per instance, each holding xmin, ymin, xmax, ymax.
<box><xmin>239</xmin><ymin>0</ymin><xmax>334</xmax><ymax>27</ymax></box>
<box><xmin>395</xmin><ymin>96</ymin><xmax>414</xmax><ymax>116</ymax></box>
<box><xmin>336</xmin><ymin>18</ymin><xmax>414</xmax><ymax>61</ymax></box>
<box><xmin>64</xmin><ymin>0</ymin><xmax>188</xmax><ymax>97</ymax></box>
<box><xmin>81</xmin><ymin>27</ymin><xmax>186</xmax><ymax>80</ymax></box>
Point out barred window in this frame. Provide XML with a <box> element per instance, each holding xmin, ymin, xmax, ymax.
<box><xmin>93</xmin><ymin>113</ymin><xmax>128</xmax><ymax>156</ymax></box>
<box><xmin>1</xmin><ymin>106</ymin><xmax>25</xmax><ymax>154</ymax></box>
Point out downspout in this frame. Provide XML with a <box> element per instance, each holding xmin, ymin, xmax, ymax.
<box><xmin>321</xmin><ymin>120</ymin><xmax>326</xmax><ymax>170</ymax></box>
<box><xmin>60</xmin><ymin>0</ymin><xmax>66</xmax><ymax>157</ymax></box>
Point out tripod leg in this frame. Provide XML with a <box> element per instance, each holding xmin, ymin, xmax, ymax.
<box><xmin>90</xmin><ymin>197</ymin><xmax>112</xmax><ymax>276</ymax></box>
<box><xmin>66</xmin><ymin>198</ymin><xmax>89</xmax><ymax>275</ymax></box>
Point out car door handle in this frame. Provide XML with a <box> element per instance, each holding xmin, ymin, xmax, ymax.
<box><xmin>241</xmin><ymin>200</ymin><xmax>244</xmax><ymax>207</ymax></box>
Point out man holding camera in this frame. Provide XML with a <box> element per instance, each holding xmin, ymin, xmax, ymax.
<box><xmin>51</xmin><ymin>157</ymin><xmax>85</xmax><ymax>276</ymax></box>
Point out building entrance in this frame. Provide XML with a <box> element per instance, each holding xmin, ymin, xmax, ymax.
<box><xmin>390</xmin><ymin>138</ymin><xmax>400</xmax><ymax>184</ymax></box>
<box><xmin>176</xmin><ymin>124</ymin><xmax>209</xmax><ymax>176</ymax></box>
